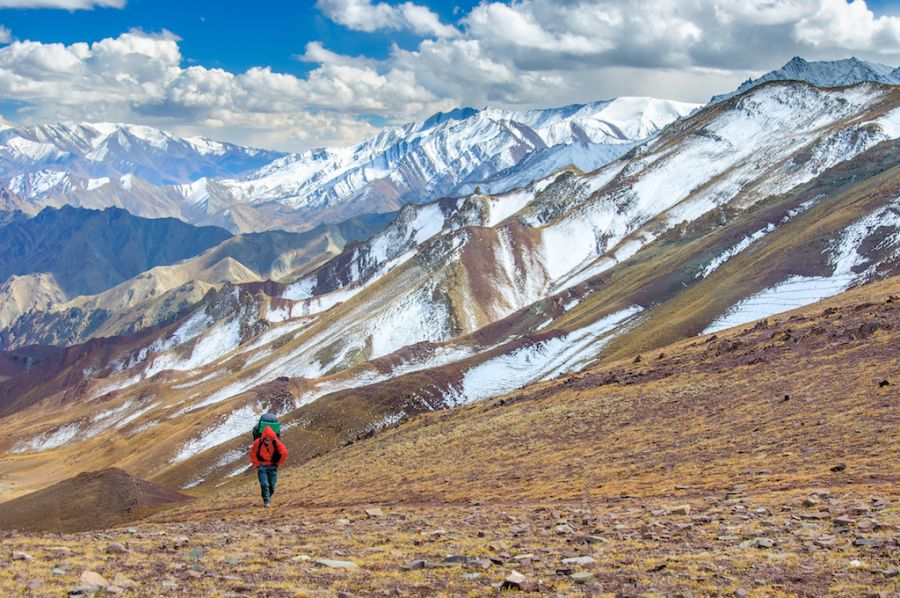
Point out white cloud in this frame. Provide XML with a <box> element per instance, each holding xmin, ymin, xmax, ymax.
<box><xmin>0</xmin><ymin>25</ymin><xmax>11</xmax><ymax>44</ymax></box>
<box><xmin>316</xmin><ymin>0</ymin><xmax>458</xmax><ymax>37</ymax></box>
<box><xmin>0</xmin><ymin>0</ymin><xmax>125</xmax><ymax>8</ymax></box>
<box><xmin>0</xmin><ymin>1</ymin><xmax>898</xmax><ymax>151</ymax></box>
<box><xmin>794</xmin><ymin>0</ymin><xmax>900</xmax><ymax>51</ymax></box>
<box><xmin>0</xmin><ymin>30</ymin><xmax>440</xmax><ymax>150</ymax></box>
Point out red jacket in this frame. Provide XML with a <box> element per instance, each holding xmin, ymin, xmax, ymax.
<box><xmin>249</xmin><ymin>426</ymin><xmax>288</xmax><ymax>467</ymax></box>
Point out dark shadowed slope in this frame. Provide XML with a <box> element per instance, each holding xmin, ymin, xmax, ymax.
<box><xmin>0</xmin><ymin>206</ymin><xmax>232</xmax><ymax>298</ymax></box>
<box><xmin>0</xmin><ymin>468</ymin><xmax>192</xmax><ymax>533</ymax></box>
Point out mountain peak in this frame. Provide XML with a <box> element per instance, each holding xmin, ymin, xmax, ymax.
<box><xmin>711</xmin><ymin>56</ymin><xmax>899</xmax><ymax>103</ymax></box>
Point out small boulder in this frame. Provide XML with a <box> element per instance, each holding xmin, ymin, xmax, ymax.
<box><xmin>11</xmin><ymin>551</ymin><xmax>32</xmax><ymax>561</ymax></box>
<box><xmin>105</xmin><ymin>543</ymin><xmax>129</xmax><ymax>555</ymax></box>
<box><xmin>400</xmin><ymin>559</ymin><xmax>427</xmax><ymax>571</ymax></box>
<box><xmin>80</xmin><ymin>571</ymin><xmax>108</xmax><ymax>588</ymax></box>
<box><xmin>314</xmin><ymin>558</ymin><xmax>359</xmax><ymax>569</ymax></box>
<box><xmin>111</xmin><ymin>574</ymin><xmax>137</xmax><ymax>589</ymax></box>
<box><xmin>364</xmin><ymin>508</ymin><xmax>384</xmax><ymax>519</ymax></box>
<box><xmin>669</xmin><ymin>504</ymin><xmax>691</xmax><ymax>516</ymax></box>
<box><xmin>561</xmin><ymin>556</ymin><xmax>595</xmax><ymax>566</ymax></box>
<box><xmin>501</xmin><ymin>570</ymin><xmax>534</xmax><ymax>591</ymax></box>
<box><xmin>570</xmin><ymin>571</ymin><xmax>594</xmax><ymax>584</ymax></box>
<box><xmin>803</xmin><ymin>496</ymin><xmax>821</xmax><ymax>508</ymax></box>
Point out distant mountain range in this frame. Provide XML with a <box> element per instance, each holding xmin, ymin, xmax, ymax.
<box><xmin>0</xmin><ymin>99</ymin><xmax>698</xmax><ymax>233</ymax></box>
<box><xmin>3</xmin><ymin>56</ymin><xmax>898</xmax><ymax>237</ymax></box>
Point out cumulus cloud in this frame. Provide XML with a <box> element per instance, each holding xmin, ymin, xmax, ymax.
<box><xmin>0</xmin><ymin>0</ymin><xmax>125</xmax><ymax>8</ymax></box>
<box><xmin>0</xmin><ymin>25</ymin><xmax>11</xmax><ymax>44</ymax></box>
<box><xmin>0</xmin><ymin>30</ymin><xmax>442</xmax><ymax>150</ymax></box>
<box><xmin>1</xmin><ymin>0</ymin><xmax>899</xmax><ymax>151</ymax></box>
<box><xmin>316</xmin><ymin>0</ymin><xmax>458</xmax><ymax>37</ymax></box>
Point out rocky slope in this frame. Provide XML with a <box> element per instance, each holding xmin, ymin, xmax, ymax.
<box><xmin>0</xmin><ymin>80</ymin><xmax>897</xmax><ymax>500</ymax></box>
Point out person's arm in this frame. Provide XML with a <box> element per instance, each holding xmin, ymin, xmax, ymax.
<box><xmin>275</xmin><ymin>438</ymin><xmax>288</xmax><ymax>466</ymax></box>
<box><xmin>248</xmin><ymin>438</ymin><xmax>261</xmax><ymax>467</ymax></box>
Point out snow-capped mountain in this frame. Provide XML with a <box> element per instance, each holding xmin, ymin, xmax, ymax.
<box><xmin>2</xmin><ymin>79</ymin><xmax>898</xmax><ymax>496</ymax></box>
<box><xmin>193</xmin><ymin>97</ymin><xmax>698</xmax><ymax>223</ymax></box>
<box><xmin>0</xmin><ymin>99</ymin><xmax>697</xmax><ymax>232</ymax></box>
<box><xmin>711</xmin><ymin>56</ymin><xmax>900</xmax><ymax>103</ymax></box>
<box><xmin>0</xmin><ymin>122</ymin><xmax>283</xmax><ymax>189</ymax></box>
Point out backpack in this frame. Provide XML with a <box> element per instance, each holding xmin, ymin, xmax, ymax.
<box><xmin>252</xmin><ymin>412</ymin><xmax>281</xmax><ymax>440</ymax></box>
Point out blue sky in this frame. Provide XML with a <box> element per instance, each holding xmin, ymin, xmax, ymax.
<box><xmin>1</xmin><ymin>0</ymin><xmax>899</xmax><ymax>151</ymax></box>
<box><xmin>0</xmin><ymin>1</ymin><xmax>467</xmax><ymax>73</ymax></box>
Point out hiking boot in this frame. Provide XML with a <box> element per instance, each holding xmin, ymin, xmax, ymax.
<box><xmin>263</xmin><ymin>501</ymin><xmax>271</xmax><ymax>508</ymax></box>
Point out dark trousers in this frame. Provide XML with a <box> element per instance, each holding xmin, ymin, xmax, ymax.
<box><xmin>257</xmin><ymin>465</ymin><xmax>278</xmax><ymax>503</ymax></box>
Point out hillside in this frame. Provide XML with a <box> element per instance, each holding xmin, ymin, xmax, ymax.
<box><xmin>0</xmin><ymin>278</ymin><xmax>895</xmax><ymax>595</ymax></box>
<box><xmin>0</xmin><ymin>468</ymin><xmax>192</xmax><ymax>533</ymax></box>
<box><xmin>0</xmin><ymin>80</ymin><xmax>898</xmax><ymax>499</ymax></box>
<box><xmin>0</xmin><ymin>206</ymin><xmax>232</xmax><ymax>300</ymax></box>
<box><xmin>0</xmin><ymin>211</ymin><xmax>394</xmax><ymax>348</ymax></box>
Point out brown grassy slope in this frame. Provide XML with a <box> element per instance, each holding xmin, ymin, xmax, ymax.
<box><xmin>0</xmin><ymin>279</ymin><xmax>897</xmax><ymax>597</ymax></box>
<box><xmin>184</xmin><ymin>276</ymin><xmax>898</xmax><ymax>511</ymax></box>
<box><xmin>0</xmin><ymin>468</ymin><xmax>192</xmax><ymax>533</ymax></box>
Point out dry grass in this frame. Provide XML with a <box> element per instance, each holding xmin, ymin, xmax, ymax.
<box><xmin>2</xmin><ymin>277</ymin><xmax>896</xmax><ymax>595</ymax></box>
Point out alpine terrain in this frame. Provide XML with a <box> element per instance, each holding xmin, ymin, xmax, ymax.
<box><xmin>0</xmin><ymin>56</ymin><xmax>898</xmax><ymax>596</ymax></box>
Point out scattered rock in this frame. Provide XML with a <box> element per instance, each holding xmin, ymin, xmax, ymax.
<box><xmin>569</xmin><ymin>571</ymin><xmax>594</xmax><ymax>584</ymax></box>
<box><xmin>364</xmin><ymin>508</ymin><xmax>384</xmax><ymax>519</ymax></box>
<box><xmin>80</xmin><ymin>571</ymin><xmax>108</xmax><ymax>588</ymax></box>
<box><xmin>314</xmin><ymin>558</ymin><xmax>359</xmax><ymax>569</ymax></box>
<box><xmin>830</xmin><ymin>463</ymin><xmax>847</xmax><ymax>473</ymax></box>
<box><xmin>11</xmin><ymin>551</ymin><xmax>32</xmax><ymax>561</ymax></box>
<box><xmin>468</xmin><ymin>558</ymin><xmax>492</xmax><ymax>570</ymax></box>
<box><xmin>400</xmin><ymin>559</ymin><xmax>426</xmax><ymax>571</ymax></box>
<box><xmin>555</xmin><ymin>524</ymin><xmax>575</xmax><ymax>534</ymax></box>
<box><xmin>803</xmin><ymin>496</ymin><xmax>821</xmax><ymax>508</ymax></box>
<box><xmin>878</xmin><ymin>380</ymin><xmax>890</xmax><ymax>388</ymax></box>
<box><xmin>561</xmin><ymin>556</ymin><xmax>595</xmax><ymax>566</ymax></box>
<box><xmin>669</xmin><ymin>504</ymin><xmax>691</xmax><ymax>516</ymax></box>
<box><xmin>111</xmin><ymin>574</ymin><xmax>137</xmax><ymax>589</ymax></box>
<box><xmin>68</xmin><ymin>585</ymin><xmax>101</xmax><ymax>596</ymax></box>
<box><xmin>105</xmin><ymin>543</ymin><xmax>129</xmax><ymax>554</ymax></box>
<box><xmin>186</xmin><ymin>548</ymin><xmax>203</xmax><ymax>561</ymax></box>
<box><xmin>501</xmin><ymin>570</ymin><xmax>535</xmax><ymax>591</ymax></box>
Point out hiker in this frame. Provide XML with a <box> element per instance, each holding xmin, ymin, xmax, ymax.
<box><xmin>249</xmin><ymin>412</ymin><xmax>288</xmax><ymax>507</ymax></box>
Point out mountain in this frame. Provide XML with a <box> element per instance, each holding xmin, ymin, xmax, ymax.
<box><xmin>0</xmin><ymin>211</ymin><xmax>394</xmax><ymax>348</ymax></box>
<box><xmin>0</xmin><ymin>205</ymin><xmax>233</xmax><ymax>299</ymax></box>
<box><xmin>0</xmin><ymin>122</ymin><xmax>283</xmax><ymax>187</ymax></box>
<box><xmin>0</xmin><ymin>467</ymin><xmax>191</xmax><ymax>532</ymax></box>
<box><xmin>711</xmin><ymin>56</ymin><xmax>900</xmax><ymax>103</ymax></box>
<box><xmin>191</xmin><ymin>97</ymin><xmax>699</xmax><ymax>227</ymax></box>
<box><xmin>0</xmin><ymin>99</ymin><xmax>697</xmax><ymax>233</ymax></box>
<box><xmin>0</xmin><ymin>278</ymin><xmax>895</xmax><ymax>594</ymax></box>
<box><xmin>0</xmin><ymin>79</ymin><xmax>897</xmax><ymax>498</ymax></box>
